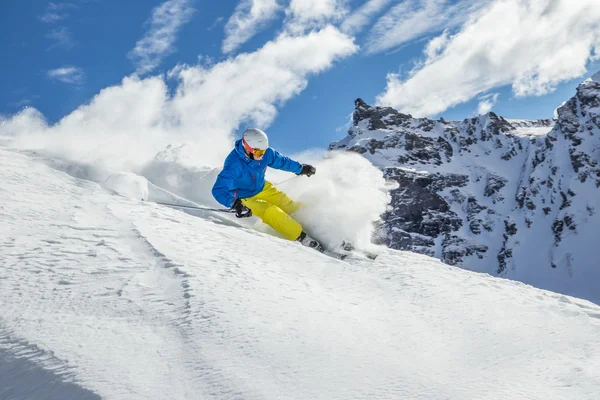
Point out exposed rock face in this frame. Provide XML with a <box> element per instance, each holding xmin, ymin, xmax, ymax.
<box><xmin>330</xmin><ymin>75</ymin><xmax>600</xmax><ymax>303</ymax></box>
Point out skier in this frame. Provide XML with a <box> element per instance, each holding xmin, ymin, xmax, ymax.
<box><xmin>212</xmin><ymin>128</ymin><xmax>323</xmax><ymax>251</ymax></box>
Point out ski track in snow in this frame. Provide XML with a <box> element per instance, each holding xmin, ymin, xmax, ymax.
<box><xmin>1</xmin><ymin>148</ymin><xmax>600</xmax><ymax>399</ymax></box>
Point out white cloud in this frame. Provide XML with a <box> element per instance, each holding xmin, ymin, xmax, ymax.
<box><xmin>46</xmin><ymin>26</ymin><xmax>76</xmax><ymax>50</ymax></box>
<box><xmin>286</xmin><ymin>0</ymin><xmax>349</xmax><ymax>33</ymax></box>
<box><xmin>423</xmin><ymin>30</ymin><xmax>450</xmax><ymax>60</ymax></box>
<box><xmin>170</xmin><ymin>26</ymin><xmax>357</xmax><ymax>137</ymax></box>
<box><xmin>47</xmin><ymin>66</ymin><xmax>84</xmax><ymax>84</ymax></box>
<box><xmin>335</xmin><ymin>111</ymin><xmax>354</xmax><ymax>132</ymax></box>
<box><xmin>222</xmin><ymin>0</ymin><xmax>281</xmax><ymax>54</ymax></box>
<box><xmin>341</xmin><ymin>0</ymin><xmax>392</xmax><ymax>35</ymax></box>
<box><xmin>12</xmin><ymin>99</ymin><xmax>33</xmax><ymax>108</ymax></box>
<box><xmin>39</xmin><ymin>2</ymin><xmax>77</xmax><ymax>23</ymax></box>
<box><xmin>365</xmin><ymin>0</ymin><xmax>490</xmax><ymax>54</ymax></box>
<box><xmin>129</xmin><ymin>0</ymin><xmax>195</xmax><ymax>75</ymax></box>
<box><xmin>39</xmin><ymin>13</ymin><xmax>68</xmax><ymax>23</ymax></box>
<box><xmin>207</xmin><ymin>16</ymin><xmax>224</xmax><ymax>31</ymax></box>
<box><xmin>553</xmin><ymin>100</ymin><xmax>567</xmax><ymax>119</ymax></box>
<box><xmin>4</xmin><ymin>27</ymin><xmax>357</xmax><ymax>172</ymax></box>
<box><xmin>376</xmin><ymin>0</ymin><xmax>600</xmax><ymax>117</ymax></box>
<box><xmin>48</xmin><ymin>2</ymin><xmax>77</xmax><ymax>10</ymax></box>
<box><xmin>477</xmin><ymin>93</ymin><xmax>499</xmax><ymax>115</ymax></box>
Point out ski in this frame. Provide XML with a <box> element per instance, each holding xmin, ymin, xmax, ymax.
<box><xmin>337</xmin><ymin>241</ymin><xmax>379</xmax><ymax>260</ymax></box>
<box><xmin>323</xmin><ymin>250</ymin><xmax>348</xmax><ymax>261</ymax></box>
<box><xmin>317</xmin><ymin>242</ymin><xmax>379</xmax><ymax>262</ymax></box>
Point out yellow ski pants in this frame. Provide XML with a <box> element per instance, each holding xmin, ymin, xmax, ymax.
<box><xmin>241</xmin><ymin>181</ymin><xmax>303</xmax><ymax>241</ymax></box>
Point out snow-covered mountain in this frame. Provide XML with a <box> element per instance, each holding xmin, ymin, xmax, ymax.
<box><xmin>330</xmin><ymin>73</ymin><xmax>600</xmax><ymax>304</ymax></box>
<box><xmin>2</xmin><ymin>147</ymin><xmax>600</xmax><ymax>399</ymax></box>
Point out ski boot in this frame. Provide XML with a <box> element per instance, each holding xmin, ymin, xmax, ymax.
<box><xmin>296</xmin><ymin>231</ymin><xmax>324</xmax><ymax>253</ymax></box>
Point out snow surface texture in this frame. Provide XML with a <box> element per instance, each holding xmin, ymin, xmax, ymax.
<box><xmin>330</xmin><ymin>74</ymin><xmax>600</xmax><ymax>305</ymax></box>
<box><xmin>2</xmin><ymin>148</ymin><xmax>600</xmax><ymax>399</ymax></box>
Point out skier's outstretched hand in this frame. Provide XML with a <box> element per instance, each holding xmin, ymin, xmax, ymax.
<box><xmin>233</xmin><ymin>199</ymin><xmax>252</xmax><ymax>218</ymax></box>
<box><xmin>298</xmin><ymin>164</ymin><xmax>316</xmax><ymax>177</ymax></box>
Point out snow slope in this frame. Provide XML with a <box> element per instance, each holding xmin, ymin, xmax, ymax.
<box><xmin>2</xmin><ymin>149</ymin><xmax>600</xmax><ymax>399</ymax></box>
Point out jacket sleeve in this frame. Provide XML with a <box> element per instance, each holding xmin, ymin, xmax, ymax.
<box><xmin>267</xmin><ymin>148</ymin><xmax>303</xmax><ymax>174</ymax></box>
<box><xmin>212</xmin><ymin>159</ymin><xmax>240</xmax><ymax>208</ymax></box>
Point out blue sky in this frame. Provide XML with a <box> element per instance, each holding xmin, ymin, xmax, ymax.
<box><xmin>2</xmin><ymin>0</ymin><xmax>600</xmax><ymax>155</ymax></box>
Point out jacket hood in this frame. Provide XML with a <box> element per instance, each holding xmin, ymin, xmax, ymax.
<box><xmin>234</xmin><ymin>139</ymin><xmax>249</xmax><ymax>160</ymax></box>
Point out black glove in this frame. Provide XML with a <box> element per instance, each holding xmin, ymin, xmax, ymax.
<box><xmin>233</xmin><ymin>198</ymin><xmax>252</xmax><ymax>218</ymax></box>
<box><xmin>298</xmin><ymin>164</ymin><xmax>316</xmax><ymax>177</ymax></box>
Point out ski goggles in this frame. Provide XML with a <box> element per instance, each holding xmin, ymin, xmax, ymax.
<box><xmin>242</xmin><ymin>138</ymin><xmax>267</xmax><ymax>159</ymax></box>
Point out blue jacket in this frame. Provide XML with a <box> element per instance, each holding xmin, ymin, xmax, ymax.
<box><xmin>212</xmin><ymin>139</ymin><xmax>303</xmax><ymax>207</ymax></box>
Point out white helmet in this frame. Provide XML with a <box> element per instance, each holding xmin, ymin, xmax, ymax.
<box><xmin>242</xmin><ymin>128</ymin><xmax>269</xmax><ymax>150</ymax></box>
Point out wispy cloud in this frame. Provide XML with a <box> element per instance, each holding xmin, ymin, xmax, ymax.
<box><xmin>129</xmin><ymin>0</ymin><xmax>196</xmax><ymax>75</ymax></box>
<box><xmin>341</xmin><ymin>0</ymin><xmax>392</xmax><ymax>35</ymax></box>
<box><xmin>376</xmin><ymin>0</ymin><xmax>600</xmax><ymax>117</ymax></box>
<box><xmin>285</xmin><ymin>0</ymin><xmax>349</xmax><ymax>33</ymax></box>
<box><xmin>47</xmin><ymin>66</ymin><xmax>84</xmax><ymax>84</ymax></box>
<box><xmin>222</xmin><ymin>0</ymin><xmax>281</xmax><ymax>54</ymax></box>
<box><xmin>12</xmin><ymin>99</ymin><xmax>33</xmax><ymax>108</ymax></box>
<box><xmin>39</xmin><ymin>13</ymin><xmax>68</xmax><ymax>23</ymax></box>
<box><xmin>477</xmin><ymin>93</ymin><xmax>499</xmax><ymax>115</ymax></box>
<box><xmin>46</xmin><ymin>27</ymin><xmax>76</xmax><ymax>50</ymax></box>
<box><xmin>207</xmin><ymin>16</ymin><xmax>224</xmax><ymax>31</ymax></box>
<box><xmin>38</xmin><ymin>2</ymin><xmax>78</xmax><ymax>23</ymax></box>
<box><xmin>365</xmin><ymin>0</ymin><xmax>490</xmax><ymax>54</ymax></box>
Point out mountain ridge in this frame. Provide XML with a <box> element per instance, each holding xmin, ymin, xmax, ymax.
<box><xmin>330</xmin><ymin>73</ymin><xmax>600</xmax><ymax>303</ymax></box>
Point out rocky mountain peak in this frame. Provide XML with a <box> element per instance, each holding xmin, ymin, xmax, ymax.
<box><xmin>331</xmin><ymin>73</ymin><xmax>600</xmax><ymax>303</ymax></box>
<box><xmin>353</xmin><ymin>97</ymin><xmax>412</xmax><ymax>130</ymax></box>
<box><xmin>551</xmin><ymin>73</ymin><xmax>600</xmax><ymax>186</ymax></box>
